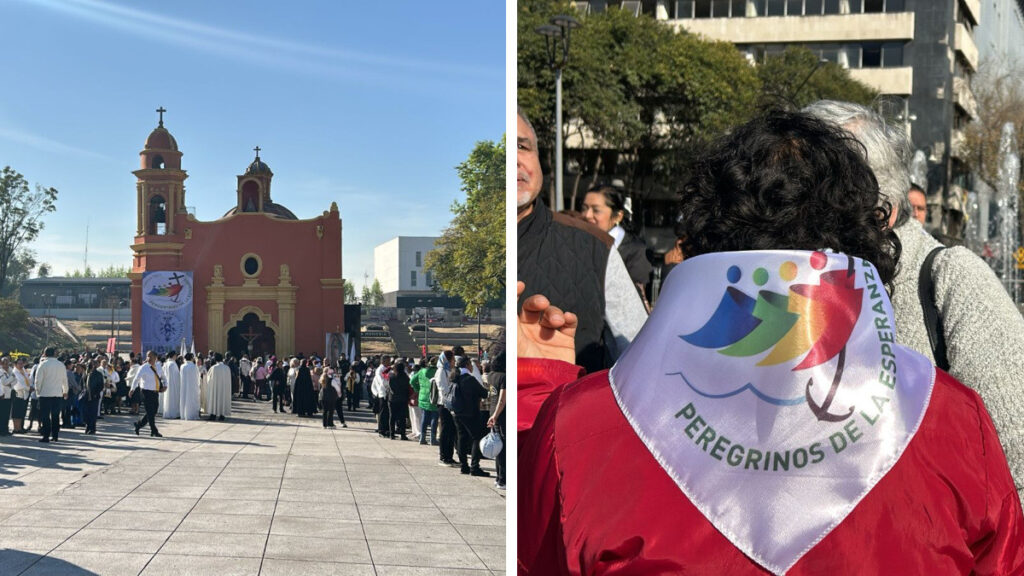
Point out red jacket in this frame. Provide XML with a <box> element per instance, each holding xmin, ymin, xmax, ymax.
<box><xmin>518</xmin><ymin>358</ymin><xmax>1024</xmax><ymax>575</ymax></box>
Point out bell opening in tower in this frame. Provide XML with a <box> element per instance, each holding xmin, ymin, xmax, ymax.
<box><xmin>149</xmin><ymin>195</ymin><xmax>167</xmax><ymax>235</ymax></box>
<box><xmin>241</xmin><ymin>180</ymin><xmax>260</xmax><ymax>213</ymax></box>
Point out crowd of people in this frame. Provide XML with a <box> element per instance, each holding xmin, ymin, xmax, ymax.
<box><xmin>517</xmin><ymin>102</ymin><xmax>1024</xmax><ymax>573</ymax></box>
<box><xmin>359</xmin><ymin>345</ymin><xmax>506</xmax><ymax>489</ymax></box>
<box><xmin>0</xmin><ymin>342</ymin><xmax>507</xmax><ymax>490</ymax></box>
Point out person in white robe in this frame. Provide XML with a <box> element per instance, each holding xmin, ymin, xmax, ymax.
<box><xmin>161</xmin><ymin>350</ymin><xmax>181</xmax><ymax>419</ymax></box>
<box><xmin>206</xmin><ymin>353</ymin><xmax>232</xmax><ymax>420</ymax></box>
<box><xmin>179</xmin><ymin>353</ymin><xmax>201</xmax><ymax>420</ymax></box>
<box><xmin>198</xmin><ymin>356</ymin><xmax>208</xmax><ymax>414</ymax></box>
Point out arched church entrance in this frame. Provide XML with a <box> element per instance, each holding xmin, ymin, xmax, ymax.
<box><xmin>227</xmin><ymin>312</ymin><xmax>276</xmax><ymax>359</ymax></box>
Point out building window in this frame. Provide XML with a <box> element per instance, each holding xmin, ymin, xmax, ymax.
<box><xmin>622</xmin><ymin>0</ymin><xmax>642</xmax><ymax>16</ymax></box>
<box><xmin>415</xmin><ymin>251</ymin><xmax>422</xmax><ymax>267</ymax></box>
<box><xmin>425</xmin><ymin>271</ymin><xmax>432</xmax><ymax>289</ymax></box>
<box><xmin>787</xmin><ymin>0</ymin><xmax>802</xmax><ymax>15</ymax></box>
<box><xmin>151</xmin><ymin>155</ymin><xmax>165</xmax><ymax>169</ymax></box>
<box><xmin>881</xmin><ymin>42</ymin><xmax>904</xmax><ymax>67</ymax></box>
<box><xmin>411</xmin><ymin>270</ymin><xmax>417</xmax><ymax>287</ymax></box>
<box><xmin>711</xmin><ymin>0</ymin><xmax>729</xmax><ymax>17</ymax></box>
<box><xmin>676</xmin><ymin>0</ymin><xmax>693</xmax><ymax>17</ymax></box>
<box><xmin>806</xmin><ymin>0</ymin><xmax>823</xmax><ymax>14</ymax></box>
<box><xmin>766</xmin><ymin>0</ymin><xmax>785</xmax><ymax>15</ymax></box>
<box><xmin>695</xmin><ymin>0</ymin><xmax>711</xmax><ymax>17</ymax></box>
<box><xmin>861</xmin><ymin>43</ymin><xmax>883</xmax><ymax>67</ymax></box>
<box><xmin>240</xmin><ymin>253</ymin><xmax>263</xmax><ymax>278</ymax></box>
<box><xmin>823</xmin><ymin>0</ymin><xmax>840</xmax><ymax>14</ymax></box>
<box><xmin>731</xmin><ymin>0</ymin><xmax>746</xmax><ymax>16</ymax></box>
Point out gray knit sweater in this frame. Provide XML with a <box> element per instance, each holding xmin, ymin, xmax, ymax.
<box><xmin>892</xmin><ymin>219</ymin><xmax>1024</xmax><ymax>500</ymax></box>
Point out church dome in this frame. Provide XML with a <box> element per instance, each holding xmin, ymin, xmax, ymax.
<box><xmin>246</xmin><ymin>158</ymin><xmax>273</xmax><ymax>176</ymax></box>
<box><xmin>145</xmin><ymin>126</ymin><xmax>178</xmax><ymax>151</ymax></box>
<box><xmin>222</xmin><ymin>202</ymin><xmax>297</xmax><ymax>220</ymax></box>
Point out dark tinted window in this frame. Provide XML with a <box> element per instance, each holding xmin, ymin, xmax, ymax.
<box><xmin>244</xmin><ymin>257</ymin><xmax>259</xmax><ymax>276</ymax></box>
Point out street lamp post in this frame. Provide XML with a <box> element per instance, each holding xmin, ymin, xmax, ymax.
<box><xmin>536</xmin><ymin>14</ymin><xmax>581</xmax><ymax>212</ymax></box>
<box><xmin>42</xmin><ymin>293</ymin><xmax>53</xmax><ymax>350</ymax></box>
<box><xmin>116</xmin><ymin>299</ymin><xmax>126</xmax><ymax>349</ymax></box>
<box><xmin>789</xmin><ymin>58</ymin><xmax>829</xmax><ymax>108</ymax></box>
<box><xmin>109</xmin><ymin>296</ymin><xmax>116</xmax><ymax>341</ymax></box>
<box><xmin>477</xmin><ymin>299</ymin><xmax>483</xmax><ymax>361</ymax></box>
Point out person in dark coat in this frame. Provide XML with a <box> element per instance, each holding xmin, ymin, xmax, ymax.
<box><xmin>321</xmin><ymin>369</ymin><xmax>340</xmax><ymax>428</ymax></box>
<box><xmin>388</xmin><ymin>361</ymin><xmax>411</xmax><ymax>440</ymax></box>
<box><xmin>268</xmin><ymin>359</ymin><xmax>288</xmax><ymax>413</ymax></box>
<box><xmin>452</xmin><ymin>356</ymin><xmax>490</xmax><ymax>476</ymax></box>
<box><xmin>291</xmin><ymin>360</ymin><xmax>317</xmax><ymax>417</ymax></box>
<box><xmin>82</xmin><ymin>359</ymin><xmax>105</xmax><ymax>435</ymax></box>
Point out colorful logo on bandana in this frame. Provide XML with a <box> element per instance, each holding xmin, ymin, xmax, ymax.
<box><xmin>677</xmin><ymin>252</ymin><xmax>862</xmax><ymax>421</ymax></box>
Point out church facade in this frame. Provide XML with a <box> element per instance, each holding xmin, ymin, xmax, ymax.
<box><xmin>129</xmin><ymin>110</ymin><xmax>345</xmax><ymax>359</ymax></box>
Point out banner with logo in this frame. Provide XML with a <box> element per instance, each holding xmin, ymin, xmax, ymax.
<box><xmin>609</xmin><ymin>251</ymin><xmax>934</xmax><ymax>575</ymax></box>
<box><xmin>141</xmin><ymin>271</ymin><xmax>194</xmax><ymax>355</ymax></box>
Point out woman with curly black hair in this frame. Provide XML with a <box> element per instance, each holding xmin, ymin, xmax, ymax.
<box><xmin>519</xmin><ymin>110</ymin><xmax>1022</xmax><ymax>575</ymax></box>
<box><xmin>675</xmin><ymin>110</ymin><xmax>899</xmax><ymax>287</ymax></box>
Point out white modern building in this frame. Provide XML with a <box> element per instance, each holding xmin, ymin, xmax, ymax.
<box><xmin>976</xmin><ymin>0</ymin><xmax>1024</xmax><ymax>66</ymax></box>
<box><xmin>373</xmin><ymin>236</ymin><xmax>458</xmax><ymax>308</ymax></box>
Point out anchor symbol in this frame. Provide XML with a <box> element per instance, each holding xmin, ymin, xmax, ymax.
<box><xmin>805</xmin><ymin>345</ymin><xmax>854</xmax><ymax>422</ymax></box>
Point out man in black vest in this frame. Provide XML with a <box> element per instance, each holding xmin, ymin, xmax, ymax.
<box><xmin>517</xmin><ymin>107</ymin><xmax>646</xmax><ymax>374</ymax></box>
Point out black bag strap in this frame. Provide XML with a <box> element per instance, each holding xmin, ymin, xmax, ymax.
<box><xmin>918</xmin><ymin>246</ymin><xmax>950</xmax><ymax>371</ymax></box>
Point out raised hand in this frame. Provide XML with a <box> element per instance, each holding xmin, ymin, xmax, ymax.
<box><xmin>517</xmin><ymin>282</ymin><xmax>577</xmax><ymax>365</ymax></box>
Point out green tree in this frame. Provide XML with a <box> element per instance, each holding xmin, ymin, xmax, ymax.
<box><xmin>756</xmin><ymin>46</ymin><xmax>877</xmax><ymax>111</ymax></box>
<box><xmin>36</xmin><ymin>262</ymin><xmax>50</xmax><ymax>278</ymax></box>
<box><xmin>963</xmin><ymin>58</ymin><xmax>1024</xmax><ymax>191</ymax></box>
<box><xmin>361</xmin><ymin>285</ymin><xmax>372</xmax><ymax>306</ymax></box>
<box><xmin>370</xmin><ymin>279</ymin><xmax>385</xmax><ymax>307</ymax></box>
<box><xmin>97</xmin><ymin>265</ymin><xmax>128</xmax><ymax>277</ymax></box>
<box><xmin>0</xmin><ymin>298</ymin><xmax>29</xmax><ymax>334</ymax></box>
<box><xmin>0</xmin><ymin>249</ymin><xmax>37</xmax><ymax>298</ymax></box>
<box><xmin>64</xmin><ymin>265</ymin><xmax>128</xmax><ymax>278</ymax></box>
<box><xmin>0</xmin><ymin>167</ymin><xmax>58</xmax><ymax>296</ymax></box>
<box><xmin>519</xmin><ymin>1</ymin><xmax>762</xmax><ymax>207</ymax></box>
<box><xmin>425</xmin><ymin>137</ymin><xmax>506</xmax><ymax>315</ymax></box>
<box><xmin>66</xmin><ymin>266</ymin><xmax>95</xmax><ymax>278</ymax></box>
<box><xmin>343</xmin><ymin>279</ymin><xmax>357</xmax><ymax>304</ymax></box>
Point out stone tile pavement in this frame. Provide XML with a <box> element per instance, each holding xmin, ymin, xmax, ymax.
<box><xmin>0</xmin><ymin>400</ymin><xmax>505</xmax><ymax>575</ymax></box>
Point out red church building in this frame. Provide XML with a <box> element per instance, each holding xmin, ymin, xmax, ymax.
<box><xmin>129</xmin><ymin>109</ymin><xmax>345</xmax><ymax>358</ymax></box>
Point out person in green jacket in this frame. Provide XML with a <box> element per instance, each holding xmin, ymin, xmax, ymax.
<box><xmin>410</xmin><ymin>356</ymin><xmax>439</xmax><ymax>446</ymax></box>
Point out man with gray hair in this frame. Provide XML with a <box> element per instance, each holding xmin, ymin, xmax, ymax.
<box><xmin>517</xmin><ymin>106</ymin><xmax>646</xmax><ymax>376</ymax></box>
<box><xmin>805</xmin><ymin>100</ymin><xmax>1024</xmax><ymax>500</ymax></box>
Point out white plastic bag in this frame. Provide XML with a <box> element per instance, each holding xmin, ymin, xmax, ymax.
<box><xmin>479</xmin><ymin>428</ymin><xmax>503</xmax><ymax>459</ymax></box>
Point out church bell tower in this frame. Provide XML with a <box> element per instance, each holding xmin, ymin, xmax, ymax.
<box><xmin>134</xmin><ymin>107</ymin><xmax>187</xmax><ymax>238</ymax></box>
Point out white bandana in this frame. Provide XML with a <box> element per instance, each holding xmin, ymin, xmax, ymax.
<box><xmin>610</xmin><ymin>250</ymin><xmax>934</xmax><ymax>575</ymax></box>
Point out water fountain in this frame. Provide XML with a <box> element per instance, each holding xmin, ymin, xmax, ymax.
<box><xmin>994</xmin><ymin>122</ymin><xmax>1021</xmax><ymax>302</ymax></box>
<box><xmin>909</xmin><ymin>150</ymin><xmax>928</xmax><ymax>191</ymax></box>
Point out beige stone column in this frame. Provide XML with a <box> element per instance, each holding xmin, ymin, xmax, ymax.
<box><xmin>207</xmin><ymin>265</ymin><xmax>226</xmax><ymax>352</ymax></box>
<box><xmin>276</xmin><ymin>265</ymin><xmax>296</xmax><ymax>357</ymax></box>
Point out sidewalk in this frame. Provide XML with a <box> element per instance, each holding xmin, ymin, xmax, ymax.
<box><xmin>0</xmin><ymin>400</ymin><xmax>505</xmax><ymax>576</ymax></box>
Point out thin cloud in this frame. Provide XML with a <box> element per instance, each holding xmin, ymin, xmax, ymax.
<box><xmin>16</xmin><ymin>0</ymin><xmax>500</xmax><ymax>84</ymax></box>
<box><xmin>0</xmin><ymin>127</ymin><xmax>111</xmax><ymax>160</ymax></box>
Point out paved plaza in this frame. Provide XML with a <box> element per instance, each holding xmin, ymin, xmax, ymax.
<box><xmin>0</xmin><ymin>401</ymin><xmax>506</xmax><ymax>576</ymax></box>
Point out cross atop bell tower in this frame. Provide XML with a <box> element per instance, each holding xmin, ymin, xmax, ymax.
<box><xmin>156</xmin><ymin>106</ymin><xmax>166</xmax><ymax>127</ymax></box>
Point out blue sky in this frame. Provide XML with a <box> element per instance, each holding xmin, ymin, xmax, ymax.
<box><xmin>1</xmin><ymin>0</ymin><xmax>505</xmax><ymax>292</ymax></box>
